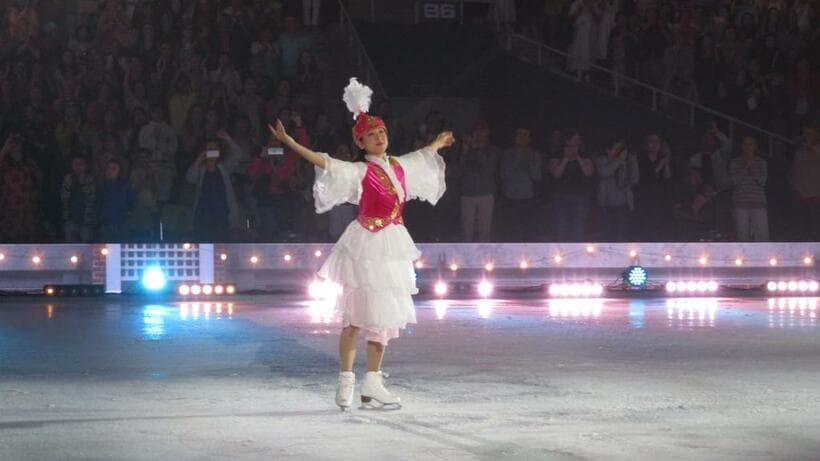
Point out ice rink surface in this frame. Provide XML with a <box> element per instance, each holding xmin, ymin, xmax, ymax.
<box><xmin>1</xmin><ymin>294</ymin><xmax>818</xmax><ymax>460</ymax></box>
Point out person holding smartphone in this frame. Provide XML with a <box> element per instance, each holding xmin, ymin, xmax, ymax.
<box><xmin>269</xmin><ymin>78</ymin><xmax>454</xmax><ymax>410</ymax></box>
<box><xmin>185</xmin><ymin>139</ymin><xmax>240</xmax><ymax>242</ymax></box>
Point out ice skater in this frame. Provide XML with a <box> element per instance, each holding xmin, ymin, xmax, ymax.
<box><xmin>269</xmin><ymin>78</ymin><xmax>454</xmax><ymax>410</ymax></box>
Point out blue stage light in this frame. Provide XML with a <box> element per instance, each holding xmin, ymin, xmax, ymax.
<box><xmin>142</xmin><ymin>266</ymin><xmax>167</xmax><ymax>292</ymax></box>
<box><xmin>625</xmin><ymin>265</ymin><xmax>648</xmax><ymax>289</ymax></box>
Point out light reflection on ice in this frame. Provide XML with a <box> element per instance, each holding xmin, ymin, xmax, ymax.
<box><xmin>768</xmin><ymin>297</ymin><xmax>817</xmax><ymax>329</ymax></box>
<box><xmin>433</xmin><ymin>299</ymin><xmax>448</xmax><ymax>320</ymax></box>
<box><xmin>178</xmin><ymin>303</ymin><xmax>233</xmax><ymax>321</ymax></box>
<box><xmin>477</xmin><ymin>299</ymin><xmax>494</xmax><ymax>319</ymax></box>
<box><xmin>307</xmin><ymin>299</ymin><xmax>335</xmax><ymax>324</ymax></box>
<box><xmin>665</xmin><ymin>298</ymin><xmax>717</xmax><ymax>329</ymax></box>
<box><xmin>547</xmin><ymin>299</ymin><xmax>603</xmax><ymax>319</ymax></box>
<box><xmin>142</xmin><ymin>305</ymin><xmax>167</xmax><ymax>340</ymax></box>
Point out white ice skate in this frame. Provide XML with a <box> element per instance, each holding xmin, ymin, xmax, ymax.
<box><xmin>335</xmin><ymin>371</ymin><xmax>356</xmax><ymax>411</ymax></box>
<box><xmin>360</xmin><ymin>371</ymin><xmax>401</xmax><ymax>410</ymax></box>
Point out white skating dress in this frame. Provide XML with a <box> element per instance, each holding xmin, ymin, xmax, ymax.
<box><xmin>313</xmin><ymin>147</ymin><xmax>446</xmax><ymax>344</ymax></box>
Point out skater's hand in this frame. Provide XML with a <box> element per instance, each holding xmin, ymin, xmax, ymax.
<box><xmin>431</xmin><ymin>131</ymin><xmax>455</xmax><ymax>151</ymax></box>
<box><xmin>268</xmin><ymin>119</ymin><xmax>293</xmax><ymax>145</ymax></box>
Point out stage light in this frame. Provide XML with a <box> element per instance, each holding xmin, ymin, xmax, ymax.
<box><xmin>787</xmin><ymin>281</ymin><xmax>798</xmax><ymax>292</ymax></box>
<box><xmin>706</xmin><ymin>281</ymin><xmax>718</xmax><ymax>292</ymax></box>
<box><xmin>45</xmin><ymin>286</ymin><xmax>55</xmax><ymax>296</ymax></box>
<box><xmin>414</xmin><ymin>260</ymin><xmax>424</xmax><ymax>269</ymax></box>
<box><xmin>190</xmin><ymin>284</ymin><xmax>202</xmax><ymax>295</ymax></box>
<box><xmin>250</xmin><ymin>255</ymin><xmax>259</xmax><ymax>264</ymax></box>
<box><xmin>214</xmin><ymin>285</ymin><xmax>224</xmax><ymax>295</ymax></box>
<box><xmin>484</xmin><ymin>263</ymin><xmax>494</xmax><ymax>272</ymax></box>
<box><xmin>101</xmin><ymin>248</ymin><xmax>109</xmax><ymax>256</ymax></box>
<box><xmin>553</xmin><ymin>254</ymin><xmax>563</xmax><ymax>264</ymax></box>
<box><xmin>178</xmin><ymin>284</ymin><xmax>190</xmax><ymax>296</ymax></box>
<box><xmin>225</xmin><ymin>284</ymin><xmax>236</xmax><ymax>295</ymax></box>
<box><xmin>586</xmin><ymin>245</ymin><xmax>595</xmax><ymax>254</ymax></box>
<box><xmin>777</xmin><ymin>281</ymin><xmax>787</xmax><ymax>291</ymax></box>
<box><xmin>769</xmin><ymin>258</ymin><xmax>778</xmax><ymax>266</ymax></box>
<box><xmin>548</xmin><ymin>282</ymin><xmax>604</xmax><ymax>298</ymax></box>
<box><xmin>434</xmin><ymin>281</ymin><xmax>448</xmax><ymax>297</ymax></box>
<box><xmin>698</xmin><ymin>256</ymin><xmax>708</xmax><ymax>266</ymax></box>
<box><xmin>70</xmin><ymin>255</ymin><xmax>79</xmax><ymax>264</ymax></box>
<box><xmin>477</xmin><ymin>279</ymin><xmax>493</xmax><ymax>298</ymax></box>
<box><xmin>0</xmin><ymin>252</ymin><xmax>4</xmax><ymax>261</ymax></box>
<box><xmin>664</xmin><ymin>254</ymin><xmax>672</xmax><ymax>262</ymax></box>
<box><xmin>32</xmin><ymin>255</ymin><xmax>41</xmax><ymax>265</ymax></box>
<box><xmin>809</xmin><ymin>281</ymin><xmax>819</xmax><ymax>292</ymax></box>
<box><xmin>666</xmin><ymin>281</ymin><xmax>676</xmax><ymax>293</ymax></box>
<box><xmin>804</xmin><ymin>256</ymin><xmax>814</xmax><ymax>266</ymax></box>
<box><xmin>183</xmin><ymin>243</ymin><xmax>191</xmax><ymax>250</ymax></box>
<box><xmin>624</xmin><ymin>266</ymin><xmax>648</xmax><ymax>289</ymax></box>
<box><xmin>449</xmin><ymin>263</ymin><xmax>459</xmax><ymax>272</ymax></box>
<box><xmin>202</xmin><ymin>284</ymin><xmax>213</xmax><ymax>295</ymax></box>
<box><xmin>735</xmin><ymin>257</ymin><xmax>744</xmax><ymax>266</ymax></box>
<box><xmin>519</xmin><ymin>260</ymin><xmax>528</xmax><ymax>269</ymax></box>
<box><xmin>141</xmin><ymin>266</ymin><xmax>167</xmax><ymax>292</ymax></box>
<box><xmin>283</xmin><ymin>253</ymin><xmax>292</xmax><ymax>262</ymax></box>
<box><xmin>220</xmin><ymin>253</ymin><xmax>228</xmax><ymax>261</ymax></box>
<box><xmin>629</xmin><ymin>250</ymin><xmax>638</xmax><ymax>259</ymax></box>
<box><xmin>767</xmin><ymin>281</ymin><xmax>777</xmax><ymax>292</ymax></box>
<box><xmin>798</xmin><ymin>281</ymin><xmax>808</xmax><ymax>292</ymax></box>
<box><xmin>314</xmin><ymin>250</ymin><xmax>323</xmax><ymax>257</ymax></box>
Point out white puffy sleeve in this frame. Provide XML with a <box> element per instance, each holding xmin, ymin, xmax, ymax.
<box><xmin>396</xmin><ymin>146</ymin><xmax>446</xmax><ymax>205</ymax></box>
<box><xmin>312</xmin><ymin>153</ymin><xmax>366</xmax><ymax>214</ymax></box>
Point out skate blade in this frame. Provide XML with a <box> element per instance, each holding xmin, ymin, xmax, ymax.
<box><xmin>359</xmin><ymin>396</ymin><xmax>401</xmax><ymax>411</ymax></box>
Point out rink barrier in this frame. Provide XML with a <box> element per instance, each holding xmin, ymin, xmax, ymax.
<box><xmin>0</xmin><ymin>243</ymin><xmax>817</xmax><ymax>293</ymax></box>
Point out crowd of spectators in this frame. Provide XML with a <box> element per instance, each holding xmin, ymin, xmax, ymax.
<box><xmin>1</xmin><ymin>0</ymin><xmax>818</xmax><ymax>244</ymax></box>
<box><xmin>503</xmin><ymin>0</ymin><xmax>819</xmax><ymax>138</ymax></box>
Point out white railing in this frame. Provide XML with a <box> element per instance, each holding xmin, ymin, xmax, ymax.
<box><xmin>505</xmin><ymin>33</ymin><xmax>797</xmax><ymax>153</ymax></box>
<box><xmin>337</xmin><ymin>0</ymin><xmax>388</xmax><ymax>98</ymax></box>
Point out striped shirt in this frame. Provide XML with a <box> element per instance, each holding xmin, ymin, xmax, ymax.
<box><xmin>728</xmin><ymin>156</ymin><xmax>767</xmax><ymax>208</ymax></box>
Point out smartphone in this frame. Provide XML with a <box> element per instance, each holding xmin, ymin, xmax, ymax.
<box><xmin>267</xmin><ymin>147</ymin><xmax>284</xmax><ymax>156</ymax></box>
<box><xmin>206</xmin><ymin>149</ymin><xmax>220</xmax><ymax>158</ymax></box>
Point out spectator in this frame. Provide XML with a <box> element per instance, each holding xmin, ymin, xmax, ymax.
<box><xmin>499</xmin><ymin>127</ymin><xmax>542</xmax><ymax>241</ymax></box>
<box><xmin>728</xmin><ymin>135</ymin><xmax>769</xmax><ymax>241</ymax></box>
<box><xmin>453</xmin><ymin>120</ymin><xmax>500</xmax><ymax>243</ymax></box>
<box><xmin>549</xmin><ymin>131</ymin><xmax>595</xmax><ymax>241</ymax></box>
<box><xmin>277</xmin><ymin>16</ymin><xmax>310</xmax><ymax>81</ymax></box>
<box><xmin>186</xmin><ymin>141</ymin><xmax>240</xmax><ymax>242</ymax></box>
<box><xmin>127</xmin><ymin>149</ymin><xmax>159</xmax><ymax>241</ymax></box>
<box><xmin>0</xmin><ymin>133</ymin><xmax>43</xmax><ymax>242</ymax></box>
<box><xmin>567</xmin><ymin>0</ymin><xmax>599</xmax><ymax>79</ymax></box>
<box><xmin>689</xmin><ymin>122</ymin><xmax>732</xmax><ymax>192</ymax></box>
<box><xmin>595</xmin><ymin>140</ymin><xmax>639</xmax><ymax>241</ymax></box>
<box><xmin>138</xmin><ymin>105</ymin><xmax>178</xmax><ymax>203</ymax></box>
<box><xmin>168</xmin><ymin>75</ymin><xmax>197</xmax><ymax>134</ymax></box>
<box><xmin>791</xmin><ymin>125</ymin><xmax>820</xmax><ymax>240</ymax></box>
<box><xmin>60</xmin><ymin>155</ymin><xmax>96</xmax><ymax>243</ymax></box>
<box><xmin>634</xmin><ymin>133</ymin><xmax>673</xmax><ymax>240</ymax></box>
<box><xmin>672</xmin><ymin>166</ymin><xmax>718</xmax><ymax>240</ymax></box>
<box><xmin>98</xmin><ymin>158</ymin><xmax>134</xmax><ymax>242</ymax></box>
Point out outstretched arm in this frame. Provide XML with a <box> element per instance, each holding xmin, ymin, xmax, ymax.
<box><xmin>268</xmin><ymin>120</ymin><xmax>326</xmax><ymax>170</ymax></box>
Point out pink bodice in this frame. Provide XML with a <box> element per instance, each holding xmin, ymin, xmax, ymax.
<box><xmin>357</xmin><ymin>158</ymin><xmax>407</xmax><ymax>232</ymax></box>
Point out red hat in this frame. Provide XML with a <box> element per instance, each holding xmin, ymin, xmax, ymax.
<box><xmin>353</xmin><ymin>113</ymin><xmax>387</xmax><ymax>139</ymax></box>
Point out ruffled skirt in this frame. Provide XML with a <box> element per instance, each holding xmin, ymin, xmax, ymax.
<box><xmin>318</xmin><ymin>221</ymin><xmax>420</xmax><ymax>344</ymax></box>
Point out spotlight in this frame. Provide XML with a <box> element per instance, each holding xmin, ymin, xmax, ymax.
<box><xmin>787</xmin><ymin>281</ymin><xmax>798</xmax><ymax>292</ymax></box>
<box><xmin>665</xmin><ymin>281</ymin><xmax>677</xmax><ymax>293</ymax></box>
<box><xmin>202</xmin><ymin>284</ymin><xmax>213</xmax><ymax>295</ymax></box>
<box><xmin>735</xmin><ymin>257</ymin><xmax>744</xmax><ymax>266</ymax></box>
<box><xmin>769</xmin><ymin>258</ymin><xmax>778</xmax><ymax>266</ymax></box>
<box><xmin>0</xmin><ymin>252</ymin><xmax>4</xmax><ymax>261</ymax></box>
<box><xmin>283</xmin><ymin>254</ymin><xmax>292</xmax><ymax>262</ymax></box>
<box><xmin>767</xmin><ymin>281</ymin><xmax>777</xmax><ymax>292</ymax></box>
<box><xmin>190</xmin><ymin>284</ymin><xmax>202</xmax><ymax>295</ymax></box>
<box><xmin>250</xmin><ymin>255</ymin><xmax>259</xmax><ymax>264</ymax></box>
<box><xmin>804</xmin><ymin>256</ymin><xmax>814</xmax><ymax>266</ymax></box>
<box><xmin>434</xmin><ymin>281</ymin><xmax>448</xmax><ymax>297</ymax></box>
<box><xmin>798</xmin><ymin>281</ymin><xmax>808</xmax><ymax>292</ymax></box>
<box><xmin>414</xmin><ymin>260</ymin><xmax>424</xmax><ymax>269</ymax></box>
<box><xmin>141</xmin><ymin>267</ymin><xmax>167</xmax><ymax>292</ymax></box>
<box><xmin>178</xmin><ymin>284</ymin><xmax>190</xmax><ymax>296</ymax></box>
<box><xmin>101</xmin><ymin>248</ymin><xmax>109</xmax><ymax>256</ymax></box>
<box><xmin>32</xmin><ymin>256</ymin><xmax>42</xmax><ymax>265</ymax></box>
<box><xmin>698</xmin><ymin>256</ymin><xmax>708</xmax><ymax>266</ymax></box>
<box><xmin>477</xmin><ymin>279</ymin><xmax>493</xmax><ymax>298</ymax></box>
<box><xmin>225</xmin><ymin>284</ymin><xmax>236</xmax><ymax>295</ymax></box>
<box><xmin>809</xmin><ymin>281</ymin><xmax>819</xmax><ymax>292</ymax></box>
<box><xmin>45</xmin><ymin>286</ymin><xmax>56</xmax><ymax>296</ymax></box>
<box><xmin>220</xmin><ymin>253</ymin><xmax>228</xmax><ymax>261</ymax></box>
<box><xmin>548</xmin><ymin>282</ymin><xmax>604</xmax><ymax>298</ymax></box>
<box><xmin>70</xmin><ymin>255</ymin><xmax>79</xmax><ymax>264</ymax></box>
<box><xmin>519</xmin><ymin>260</ymin><xmax>528</xmax><ymax>269</ymax></box>
<box><xmin>777</xmin><ymin>281</ymin><xmax>787</xmax><ymax>291</ymax></box>
<box><xmin>553</xmin><ymin>254</ymin><xmax>563</xmax><ymax>264</ymax></box>
<box><xmin>183</xmin><ymin>243</ymin><xmax>192</xmax><ymax>250</ymax></box>
<box><xmin>214</xmin><ymin>285</ymin><xmax>224</xmax><ymax>295</ymax></box>
<box><xmin>449</xmin><ymin>263</ymin><xmax>459</xmax><ymax>272</ymax></box>
<box><xmin>629</xmin><ymin>250</ymin><xmax>638</xmax><ymax>259</ymax></box>
<box><xmin>314</xmin><ymin>250</ymin><xmax>323</xmax><ymax>257</ymax></box>
<box><xmin>484</xmin><ymin>263</ymin><xmax>494</xmax><ymax>272</ymax></box>
<box><xmin>586</xmin><ymin>245</ymin><xmax>596</xmax><ymax>254</ymax></box>
<box><xmin>664</xmin><ymin>254</ymin><xmax>672</xmax><ymax>262</ymax></box>
<box><xmin>624</xmin><ymin>266</ymin><xmax>648</xmax><ymax>289</ymax></box>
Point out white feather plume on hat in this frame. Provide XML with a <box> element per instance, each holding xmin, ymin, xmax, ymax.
<box><xmin>342</xmin><ymin>77</ymin><xmax>373</xmax><ymax>120</ymax></box>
